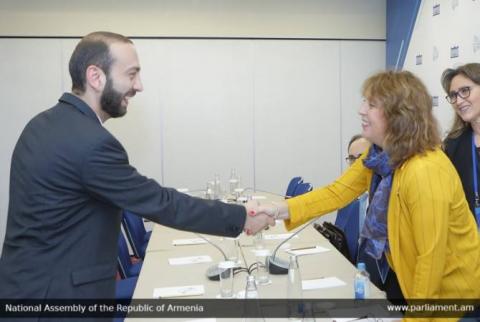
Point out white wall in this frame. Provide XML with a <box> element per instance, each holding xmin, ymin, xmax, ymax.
<box><xmin>0</xmin><ymin>1</ymin><xmax>386</xmax><ymax>252</ymax></box>
<box><xmin>0</xmin><ymin>0</ymin><xmax>385</xmax><ymax>39</ymax></box>
<box><xmin>103</xmin><ymin>39</ymin><xmax>386</xmax><ymax>191</ymax></box>
<box><xmin>0</xmin><ymin>39</ymin><xmax>65</xmax><ymax>253</ymax></box>
<box><xmin>403</xmin><ymin>0</ymin><xmax>480</xmax><ymax>135</ymax></box>
<box><xmin>0</xmin><ymin>38</ymin><xmax>385</xmax><ymax>252</ymax></box>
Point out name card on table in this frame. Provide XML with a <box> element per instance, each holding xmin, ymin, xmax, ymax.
<box><xmin>264</xmin><ymin>233</ymin><xmax>298</xmax><ymax>240</ymax></box>
<box><xmin>302</xmin><ymin>277</ymin><xmax>346</xmax><ymax>290</ymax></box>
<box><xmin>168</xmin><ymin>255</ymin><xmax>212</xmax><ymax>266</ymax></box>
<box><xmin>153</xmin><ymin>285</ymin><xmax>205</xmax><ymax>298</ymax></box>
<box><xmin>172</xmin><ymin>238</ymin><xmax>208</xmax><ymax>246</ymax></box>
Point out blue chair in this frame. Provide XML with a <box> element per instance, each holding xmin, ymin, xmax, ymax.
<box><xmin>114</xmin><ymin>276</ymin><xmax>138</xmax><ymax>321</ymax></box>
<box><xmin>117</xmin><ymin>232</ymin><xmax>143</xmax><ymax>279</ymax></box>
<box><xmin>334</xmin><ymin>200</ymin><xmax>361</xmax><ymax>264</ymax></box>
<box><xmin>122</xmin><ymin>210</ymin><xmax>151</xmax><ymax>259</ymax></box>
<box><xmin>285</xmin><ymin>176</ymin><xmax>303</xmax><ymax>198</ymax></box>
<box><xmin>292</xmin><ymin>182</ymin><xmax>313</xmax><ymax>196</ymax></box>
<box><xmin>115</xmin><ymin>276</ymin><xmax>138</xmax><ymax>299</ymax></box>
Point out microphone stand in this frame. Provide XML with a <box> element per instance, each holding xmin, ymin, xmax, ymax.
<box><xmin>195</xmin><ymin>233</ymin><xmax>235</xmax><ymax>281</ymax></box>
<box><xmin>268</xmin><ymin>218</ymin><xmax>318</xmax><ymax>275</ymax></box>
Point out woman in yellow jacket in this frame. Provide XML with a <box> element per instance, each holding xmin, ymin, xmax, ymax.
<box><xmin>256</xmin><ymin>70</ymin><xmax>480</xmax><ymax>315</ymax></box>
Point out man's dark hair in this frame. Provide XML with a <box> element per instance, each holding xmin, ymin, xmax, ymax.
<box><xmin>347</xmin><ymin>134</ymin><xmax>363</xmax><ymax>150</ymax></box>
<box><xmin>69</xmin><ymin>31</ymin><xmax>132</xmax><ymax>94</ymax></box>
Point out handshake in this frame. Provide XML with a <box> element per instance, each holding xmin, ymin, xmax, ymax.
<box><xmin>242</xmin><ymin>200</ymin><xmax>289</xmax><ymax>235</ymax></box>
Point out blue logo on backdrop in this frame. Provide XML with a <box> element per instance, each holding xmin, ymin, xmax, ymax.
<box><xmin>451</xmin><ymin>0</ymin><xmax>459</xmax><ymax>10</ymax></box>
<box><xmin>416</xmin><ymin>54</ymin><xmax>423</xmax><ymax>65</ymax></box>
<box><xmin>433</xmin><ymin>4</ymin><xmax>441</xmax><ymax>16</ymax></box>
<box><xmin>432</xmin><ymin>46</ymin><xmax>439</xmax><ymax>61</ymax></box>
<box><xmin>474</xmin><ymin>35</ymin><xmax>480</xmax><ymax>53</ymax></box>
<box><xmin>450</xmin><ymin>46</ymin><xmax>460</xmax><ymax>58</ymax></box>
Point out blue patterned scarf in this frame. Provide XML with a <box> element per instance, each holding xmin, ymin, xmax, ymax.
<box><xmin>361</xmin><ymin>145</ymin><xmax>393</xmax><ymax>283</ymax></box>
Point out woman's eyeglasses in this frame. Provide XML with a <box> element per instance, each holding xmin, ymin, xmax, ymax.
<box><xmin>446</xmin><ymin>86</ymin><xmax>472</xmax><ymax>104</ymax></box>
<box><xmin>345</xmin><ymin>154</ymin><xmax>361</xmax><ymax>164</ymax></box>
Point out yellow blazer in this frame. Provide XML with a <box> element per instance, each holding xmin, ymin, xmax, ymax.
<box><xmin>286</xmin><ymin>148</ymin><xmax>480</xmax><ymax>300</ymax></box>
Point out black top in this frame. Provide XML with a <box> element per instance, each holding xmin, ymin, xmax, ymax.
<box><xmin>444</xmin><ymin>127</ymin><xmax>479</xmax><ymax>215</ymax></box>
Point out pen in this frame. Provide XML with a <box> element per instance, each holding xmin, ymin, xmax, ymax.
<box><xmin>290</xmin><ymin>246</ymin><xmax>317</xmax><ymax>251</ymax></box>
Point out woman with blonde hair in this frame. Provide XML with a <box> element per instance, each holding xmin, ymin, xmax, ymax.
<box><xmin>254</xmin><ymin>70</ymin><xmax>480</xmax><ymax>308</ymax></box>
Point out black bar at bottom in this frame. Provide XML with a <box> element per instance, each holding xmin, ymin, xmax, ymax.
<box><xmin>0</xmin><ymin>299</ymin><xmax>479</xmax><ymax>318</ymax></box>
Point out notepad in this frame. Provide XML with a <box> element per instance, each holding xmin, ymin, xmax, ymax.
<box><xmin>285</xmin><ymin>245</ymin><xmax>330</xmax><ymax>256</ymax></box>
<box><xmin>168</xmin><ymin>255</ymin><xmax>212</xmax><ymax>266</ymax></box>
<box><xmin>153</xmin><ymin>285</ymin><xmax>205</xmax><ymax>298</ymax></box>
<box><xmin>302</xmin><ymin>277</ymin><xmax>346</xmax><ymax>290</ymax></box>
<box><xmin>172</xmin><ymin>238</ymin><xmax>208</xmax><ymax>246</ymax></box>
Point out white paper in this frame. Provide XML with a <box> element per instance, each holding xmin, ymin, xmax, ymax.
<box><xmin>251</xmin><ymin>195</ymin><xmax>266</xmax><ymax>200</ymax></box>
<box><xmin>302</xmin><ymin>277</ymin><xmax>346</xmax><ymax>290</ymax></box>
<box><xmin>332</xmin><ymin>319</ymin><xmax>372</xmax><ymax>322</ymax></box>
<box><xmin>153</xmin><ymin>285</ymin><xmax>205</xmax><ymax>298</ymax></box>
<box><xmin>172</xmin><ymin>238</ymin><xmax>208</xmax><ymax>246</ymax></box>
<box><xmin>264</xmin><ymin>233</ymin><xmax>298</xmax><ymax>240</ymax></box>
<box><xmin>285</xmin><ymin>245</ymin><xmax>330</xmax><ymax>256</ymax></box>
<box><xmin>168</xmin><ymin>255</ymin><xmax>212</xmax><ymax>265</ymax></box>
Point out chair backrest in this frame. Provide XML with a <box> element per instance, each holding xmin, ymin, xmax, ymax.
<box><xmin>314</xmin><ymin>221</ymin><xmax>351</xmax><ymax>260</ymax></box>
<box><xmin>122</xmin><ymin>210</ymin><xmax>147</xmax><ymax>258</ymax></box>
<box><xmin>285</xmin><ymin>176</ymin><xmax>303</xmax><ymax>198</ymax></box>
<box><xmin>117</xmin><ymin>232</ymin><xmax>134</xmax><ymax>279</ymax></box>
<box><xmin>292</xmin><ymin>182</ymin><xmax>313</xmax><ymax>196</ymax></box>
<box><xmin>334</xmin><ymin>200</ymin><xmax>361</xmax><ymax>263</ymax></box>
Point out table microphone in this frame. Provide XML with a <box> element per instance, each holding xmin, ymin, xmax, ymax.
<box><xmin>195</xmin><ymin>234</ymin><xmax>234</xmax><ymax>281</ymax></box>
<box><xmin>267</xmin><ymin>218</ymin><xmax>318</xmax><ymax>275</ymax></box>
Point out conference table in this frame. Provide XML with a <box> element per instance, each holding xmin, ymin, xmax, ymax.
<box><xmin>126</xmin><ymin>192</ymin><xmax>388</xmax><ymax>321</ymax></box>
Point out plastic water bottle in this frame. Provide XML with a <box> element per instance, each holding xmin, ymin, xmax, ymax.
<box><xmin>253</xmin><ymin>231</ymin><xmax>265</xmax><ymax>250</ymax></box>
<box><xmin>205</xmin><ymin>181</ymin><xmax>214</xmax><ymax>199</ymax></box>
<box><xmin>213</xmin><ymin>174</ymin><xmax>222</xmax><ymax>199</ymax></box>
<box><xmin>245</xmin><ymin>275</ymin><xmax>258</xmax><ymax>299</ymax></box>
<box><xmin>229</xmin><ymin>168</ymin><xmax>240</xmax><ymax>194</ymax></box>
<box><xmin>354</xmin><ymin>262</ymin><xmax>370</xmax><ymax>299</ymax></box>
<box><xmin>243</xmin><ymin>275</ymin><xmax>265</xmax><ymax>322</ymax></box>
<box><xmin>287</xmin><ymin>255</ymin><xmax>302</xmax><ymax>298</ymax></box>
<box><xmin>287</xmin><ymin>255</ymin><xmax>303</xmax><ymax>320</ymax></box>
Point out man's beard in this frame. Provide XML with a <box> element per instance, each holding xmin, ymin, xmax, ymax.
<box><xmin>100</xmin><ymin>77</ymin><xmax>134</xmax><ymax>118</ymax></box>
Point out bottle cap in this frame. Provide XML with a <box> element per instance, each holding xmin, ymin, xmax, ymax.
<box><xmin>357</xmin><ymin>262</ymin><xmax>366</xmax><ymax>270</ymax></box>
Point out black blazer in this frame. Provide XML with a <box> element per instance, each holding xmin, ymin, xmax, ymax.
<box><xmin>0</xmin><ymin>93</ymin><xmax>246</xmax><ymax>299</ymax></box>
<box><xmin>444</xmin><ymin>127</ymin><xmax>478</xmax><ymax>215</ymax></box>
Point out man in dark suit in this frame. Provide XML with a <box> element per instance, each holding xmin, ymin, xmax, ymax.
<box><xmin>0</xmin><ymin>31</ymin><xmax>274</xmax><ymax>301</ymax></box>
